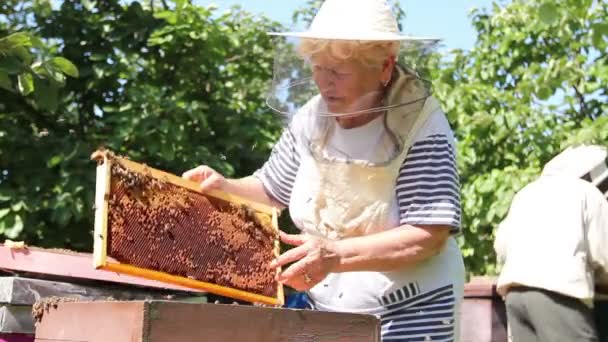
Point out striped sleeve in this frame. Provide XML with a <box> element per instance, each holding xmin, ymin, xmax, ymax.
<box><xmin>396</xmin><ymin>134</ymin><xmax>461</xmax><ymax>233</ymax></box>
<box><xmin>253</xmin><ymin>129</ymin><xmax>301</xmax><ymax>207</ymax></box>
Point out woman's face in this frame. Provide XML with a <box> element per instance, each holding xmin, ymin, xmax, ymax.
<box><xmin>310</xmin><ymin>55</ymin><xmax>387</xmax><ymax>115</ymax></box>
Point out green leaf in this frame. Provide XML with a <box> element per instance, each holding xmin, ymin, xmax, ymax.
<box><xmin>47</xmin><ymin>155</ymin><xmax>63</xmax><ymax>167</ymax></box>
<box><xmin>0</xmin><ymin>208</ymin><xmax>10</xmax><ymax>220</ymax></box>
<box><xmin>13</xmin><ymin>46</ymin><xmax>33</xmax><ymax>65</ymax></box>
<box><xmin>538</xmin><ymin>3</ymin><xmax>559</xmax><ymax>26</ymax></box>
<box><xmin>147</xmin><ymin>34</ymin><xmax>174</xmax><ymax>46</ymax></box>
<box><xmin>119</xmin><ymin>103</ymin><xmax>133</xmax><ymax>112</ymax></box>
<box><xmin>33</xmin><ymin>0</ymin><xmax>53</xmax><ymax>17</ymax></box>
<box><xmin>591</xmin><ymin>23</ymin><xmax>608</xmax><ymax>49</ymax></box>
<box><xmin>471</xmin><ymin>112</ymin><xmax>494</xmax><ymax>128</ymax></box>
<box><xmin>0</xmin><ymin>56</ymin><xmax>23</xmax><ymax>74</ymax></box>
<box><xmin>0</xmin><ymin>32</ymin><xmax>32</xmax><ymax>51</ymax></box>
<box><xmin>17</xmin><ymin>73</ymin><xmax>34</xmax><ymax>95</ymax></box>
<box><xmin>43</xmin><ymin>63</ymin><xmax>66</xmax><ymax>85</ymax></box>
<box><xmin>154</xmin><ymin>11</ymin><xmax>178</xmax><ymax>25</ymax></box>
<box><xmin>0</xmin><ymin>72</ymin><xmax>12</xmax><ymax>91</ymax></box>
<box><xmin>536</xmin><ymin>86</ymin><xmax>553</xmax><ymax>100</ymax></box>
<box><xmin>82</xmin><ymin>0</ymin><xmax>97</xmax><ymax>11</ymax></box>
<box><xmin>50</xmin><ymin>57</ymin><xmax>79</xmax><ymax>78</ymax></box>
<box><xmin>11</xmin><ymin>201</ymin><xmax>26</xmax><ymax>211</ymax></box>
<box><xmin>0</xmin><ymin>192</ymin><xmax>10</xmax><ymax>201</ymax></box>
<box><xmin>29</xmin><ymin>35</ymin><xmax>44</xmax><ymax>48</ymax></box>
<box><xmin>55</xmin><ymin>208</ymin><xmax>71</xmax><ymax>227</ymax></box>
<box><xmin>5</xmin><ymin>214</ymin><xmax>24</xmax><ymax>239</ymax></box>
<box><xmin>160</xmin><ymin>142</ymin><xmax>175</xmax><ymax>161</ymax></box>
<box><xmin>33</xmin><ymin>77</ymin><xmax>59</xmax><ymax>111</ymax></box>
<box><xmin>89</xmin><ymin>53</ymin><xmax>106</xmax><ymax>62</ymax></box>
<box><xmin>592</xmin><ymin>23</ymin><xmax>608</xmax><ymax>36</ymax></box>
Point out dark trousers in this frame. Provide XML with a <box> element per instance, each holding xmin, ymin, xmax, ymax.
<box><xmin>505</xmin><ymin>286</ymin><xmax>599</xmax><ymax>342</ymax></box>
<box><xmin>594</xmin><ymin>300</ymin><xmax>608</xmax><ymax>341</ymax></box>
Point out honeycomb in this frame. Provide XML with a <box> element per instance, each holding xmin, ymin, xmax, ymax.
<box><xmin>105</xmin><ymin>158</ymin><xmax>278</xmax><ymax>298</ymax></box>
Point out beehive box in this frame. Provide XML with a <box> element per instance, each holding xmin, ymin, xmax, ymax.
<box><xmin>34</xmin><ymin>300</ymin><xmax>381</xmax><ymax>342</ymax></box>
<box><xmin>91</xmin><ymin>150</ymin><xmax>283</xmax><ymax>305</ymax></box>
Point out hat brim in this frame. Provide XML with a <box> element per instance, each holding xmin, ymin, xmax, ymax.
<box><xmin>267</xmin><ymin>31</ymin><xmax>441</xmax><ymax>43</ymax></box>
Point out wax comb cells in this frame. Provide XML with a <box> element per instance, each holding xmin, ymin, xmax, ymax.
<box><xmin>93</xmin><ymin>151</ymin><xmax>283</xmax><ymax>305</ymax></box>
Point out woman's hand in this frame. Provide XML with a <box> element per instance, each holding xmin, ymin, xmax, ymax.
<box><xmin>270</xmin><ymin>231</ymin><xmax>341</xmax><ymax>291</ymax></box>
<box><xmin>182</xmin><ymin>165</ymin><xmax>226</xmax><ymax>192</ymax></box>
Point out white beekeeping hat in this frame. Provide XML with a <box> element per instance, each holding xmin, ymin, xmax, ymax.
<box><xmin>268</xmin><ymin>0</ymin><xmax>438</xmax><ymax>43</ymax></box>
<box><xmin>543</xmin><ymin>145</ymin><xmax>608</xmax><ymax>197</ymax></box>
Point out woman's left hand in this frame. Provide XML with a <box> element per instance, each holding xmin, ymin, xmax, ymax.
<box><xmin>269</xmin><ymin>231</ymin><xmax>341</xmax><ymax>291</ymax></box>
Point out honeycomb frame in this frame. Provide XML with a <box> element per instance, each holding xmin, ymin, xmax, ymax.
<box><xmin>91</xmin><ymin>150</ymin><xmax>284</xmax><ymax>306</ymax></box>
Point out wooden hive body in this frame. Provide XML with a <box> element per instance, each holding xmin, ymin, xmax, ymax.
<box><xmin>91</xmin><ymin>150</ymin><xmax>283</xmax><ymax>305</ymax></box>
<box><xmin>34</xmin><ymin>300</ymin><xmax>381</xmax><ymax>342</ymax></box>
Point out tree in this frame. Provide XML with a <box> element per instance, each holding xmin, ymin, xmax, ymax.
<box><xmin>431</xmin><ymin>0</ymin><xmax>608</xmax><ymax>275</ymax></box>
<box><xmin>0</xmin><ymin>0</ymin><xmax>284</xmax><ymax>249</ymax></box>
<box><xmin>0</xmin><ymin>28</ymin><xmax>79</xmax><ymax>241</ymax></box>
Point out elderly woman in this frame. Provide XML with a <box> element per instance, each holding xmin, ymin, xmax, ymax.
<box><xmin>183</xmin><ymin>0</ymin><xmax>465</xmax><ymax>340</ymax></box>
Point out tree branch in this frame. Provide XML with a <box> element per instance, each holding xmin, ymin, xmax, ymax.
<box><xmin>572</xmin><ymin>83</ymin><xmax>588</xmax><ymax>120</ymax></box>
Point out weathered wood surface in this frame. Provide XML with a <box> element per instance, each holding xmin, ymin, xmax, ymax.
<box><xmin>0</xmin><ymin>246</ymin><xmax>204</xmax><ymax>292</ymax></box>
<box><xmin>35</xmin><ymin>300</ymin><xmax>381</xmax><ymax>342</ymax></box>
<box><xmin>460</xmin><ymin>277</ymin><xmax>508</xmax><ymax>342</ymax></box>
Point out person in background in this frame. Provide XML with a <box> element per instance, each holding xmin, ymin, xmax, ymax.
<box><xmin>183</xmin><ymin>0</ymin><xmax>465</xmax><ymax>340</ymax></box>
<box><xmin>495</xmin><ymin>144</ymin><xmax>608</xmax><ymax>342</ymax></box>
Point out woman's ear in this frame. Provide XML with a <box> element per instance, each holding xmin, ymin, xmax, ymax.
<box><xmin>381</xmin><ymin>55</ymin><xmax>396</xmax><ymax>86</ymax></box>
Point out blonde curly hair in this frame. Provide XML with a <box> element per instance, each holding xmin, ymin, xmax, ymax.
<box><xmin>297</xmin><ymin>39</ymin><xmax>400</xmax><ymax>69</ymax></box>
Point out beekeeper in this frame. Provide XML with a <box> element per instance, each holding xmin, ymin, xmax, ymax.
<box><xmin>495</xmin><ymin>145</ymin><xmax>608</xmax><ymax>342</ymax></box>
<box><xmin>183</xmin><ymin>0</ymin><xmax>465</xmax><ymax>339</ymax></box>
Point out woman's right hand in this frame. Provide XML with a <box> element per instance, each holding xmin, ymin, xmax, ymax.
<box><xmin>182</xmin><ymin>165</ymin><xmax>226</xmax><ymax>192</ymax></box>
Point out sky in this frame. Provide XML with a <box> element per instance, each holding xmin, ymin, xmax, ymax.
<box><xmin>195</xmin><ymin>0</ymin><xmax>497</xmax><ymax>52</ymax></box>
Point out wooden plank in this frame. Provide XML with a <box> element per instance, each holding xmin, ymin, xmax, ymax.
<box><xmin>0</xmin><ymin>246</ymin><xmax>203</xmax><ymax>293</ymax></box>
<box><xmin>34</xmin><ymin>301</ymin><xmax>145</xmax><ymax>342</ymax></box>
<box><xmin>34</xmin><ymin>301</ymin><xmax>381</xmax><ymax>342</ymax></box>
<box><xmin>464</xmin><ymin>277</ymin><xmax>499</xmax><ymax>298</ymax></box>
<box><xmin>271</xmin><ymin>208</ymin><xmax>284</xmax><ymax>306</ymax></box>
<box><xmin>102</xmin><ymin>263</ymin><xmax>281</xmax><ymax>306</ymax></box>
<box><xmin>111</xmin><ymin>153</ymin><xmax>276</xmax><ymax>215</ymax></box>
<box><xmin>93</xmin><ymin>154</ymin><xmax>111</xmax><ymax>268</ymax></box>
<box><xmin>0</xmin><ymin>277</ymin><xmax>193</xmax><ymax>306</ymax></box>
<box><xmin>148</xmin><ymin>301</ymin><xmax>381</xmax><ymax>342</ymax></box>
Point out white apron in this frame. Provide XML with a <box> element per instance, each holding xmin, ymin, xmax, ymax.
<box><xmin>287</xmin><ymin>70</ymin><xmax>465</xmax><ymax>317</ymax></box>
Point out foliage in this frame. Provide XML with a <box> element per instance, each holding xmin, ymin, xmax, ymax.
<box><xmin>0</xmin><ymin>0</ymin><xmax>283</xmax><ymax>249</ymax></box>
<box><xmin>0</xmin><ymin>27</ymin><xmax>80</xmax><ymax>241</ymax></box>
<box><xmin>431</xmin><ymin>0</ymin><xmax>608</xmax><ymax>275</ymax></box>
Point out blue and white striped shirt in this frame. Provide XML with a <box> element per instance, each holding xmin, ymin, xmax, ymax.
<box><xmin>256</xmin><ymin>125</ymin><xmax>461</xmax><ymax>233</ymax></box>
<box><xmin>257</xmin><ymin>107</ymin><xmax>464</xmax><ymax>341</ymax></box>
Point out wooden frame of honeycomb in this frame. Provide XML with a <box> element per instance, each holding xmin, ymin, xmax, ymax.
<box><xmin>91</xmin><ymin>150</ymin><xmax>284</xmax><ymax>306</ymax></box>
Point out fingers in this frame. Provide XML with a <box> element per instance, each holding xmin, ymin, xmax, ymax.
<box><xmin>269</xmin><ymin>244</ymin><xmax>308</xmax><ymax>269</ymax></box>
<box><xmin>280</xmin><ymin>259</ymin><xmax>318</xmax><ymax>291</ymax></box>
<box><xmin>181</xmin><ymin>165</ymin><xmax>208</xmax><ymax>182</ymax></box>
<box><xmin>280</xmin><ymin>231</ymin><xmax>307</xmax><ymax>247</ymax></box>
<box><xmin>199</xmin><ymin>172</ymin><xmax>223</xmax><ymax>192</ymax></box>
<box><xmin>277</xmin><ymin>258</ymin><xmax>308</xmax><ymax>282</ymax></box>
<box><xmin>282</xmin><ymin>278</ymin><xmax>308</xmax><ymax>292</ymax></box>
<box><xmin>181</xmin><ymin>165</ymin><xmax>223</xmax><ymax>191</ymax></box>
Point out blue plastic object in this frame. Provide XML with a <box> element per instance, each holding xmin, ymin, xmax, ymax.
<box><xmin>284</xmin><ymin>292</ymin><xmax>312</xmax><ymax>309</ymax></box>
